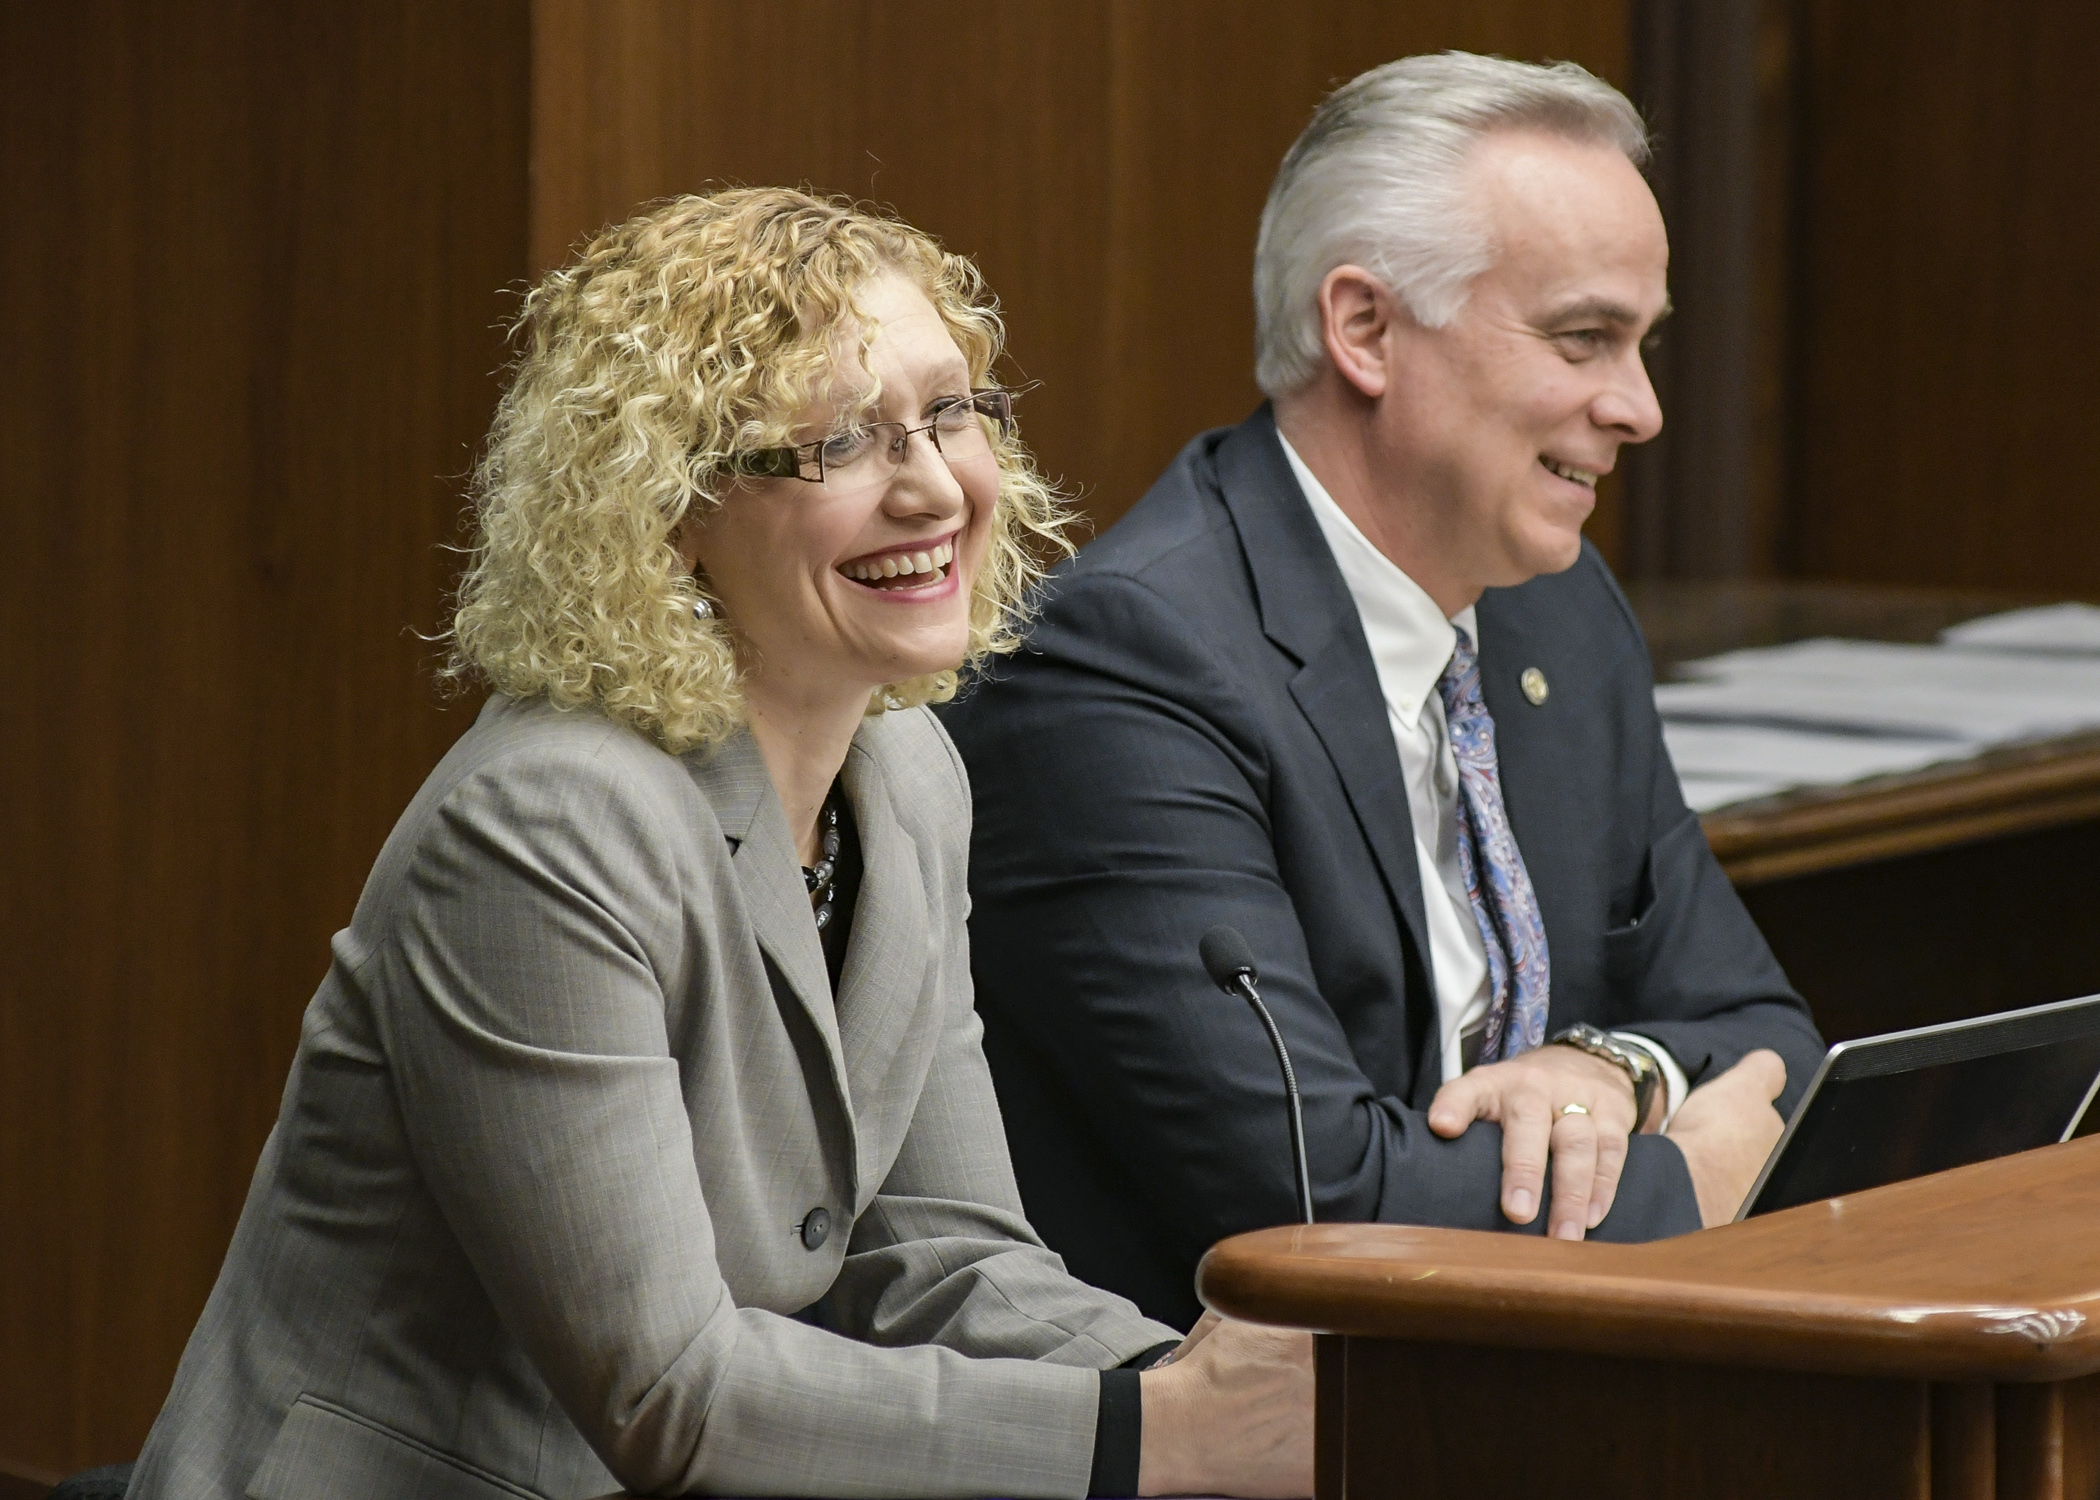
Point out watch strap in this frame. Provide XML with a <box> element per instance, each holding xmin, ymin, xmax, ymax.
<box><xmin>1547</xmin><ymin>1023</ymin><xmax>1658</xmax><ymax>1126</ymax></box>
<box><xmin>1612</xmin><ymin>1035</ymin><xmax>1664</xmax><ymax>1128</ymax></box>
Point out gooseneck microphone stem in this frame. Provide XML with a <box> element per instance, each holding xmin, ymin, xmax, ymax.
<box><xmin>1200</xmin><ymin>925</ymin><xmax>1315</xmax><ymax>1226</ymax></box>
<box><xmin>1234</xmin><ymin>972</ymin><xmax>1315</xmax><ymax>1226</ymax></box>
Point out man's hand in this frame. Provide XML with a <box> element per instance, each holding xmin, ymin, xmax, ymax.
<box><xmin>1665</xmin><ymin>1049</ymin><xmax>1788</xmax><ymax>1227</ymax></box>
<box><xmin>1427</xmin><ymin>1045</ymin><xmax>1644</xmax><ymax>1239</ymax></box>
<box><xmin>1139</xmin><ymin>1314</ymin><xmax>1313</xmax><ymax>1497</ymax></box>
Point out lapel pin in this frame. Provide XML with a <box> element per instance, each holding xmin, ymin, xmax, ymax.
<box><xmin>1520</xmin><ymin>667</ymin><xmax>1549</xmax><ymax>705</ymax></box>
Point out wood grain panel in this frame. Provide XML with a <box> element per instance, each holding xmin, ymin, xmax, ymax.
<box><xmin>0</xmin><ymin>1460</ymin><xmax>59</xmax><ymax>1500</ymax></box>
<box><xmin>1932</xmin><ymin>1383</ymin><xmax>1996</xmax><ymax>1500</ymax></box>
<box><xmin>1314</xmin><ymin>1334</ymin><xmax>1347</xmax><ymax>1500</ymax></box>
<box><xmin>1790</xmin><ymin>0</ymin><xmax>2100</xmax><ymax>593</ymax></box>
<box><xmin>1341</xmin><ymin>1338</ymin><xmax>1930</xmax><ymax>1500</ymax></box>
<box><xmin>1997</xmin><ymin>1373</ymin><xmax>2100</xmax><ymax>1500</ymax></box>
<box><xmin>1740</xmin><ymin>815</ymin><xmax>2100</xmax><ymax>1051</ymax></box>
<box><xmin>529</xmin><ymin>0</ymin><xmax>1633</xmax><ymax>540</ymax></box>
<box><xmin>0</xmin><ymin>3</ymin><xmax>527</xmax><ymax>1471</ymax></box>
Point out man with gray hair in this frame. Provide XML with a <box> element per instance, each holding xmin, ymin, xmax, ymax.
<box><xmin>943</xmin><ymin>52</ymin><xmax>1825</xmax><ymax>1329</ymax></box>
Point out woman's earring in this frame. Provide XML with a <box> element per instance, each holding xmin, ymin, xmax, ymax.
<box><xmin>692</xmin><ymin>596</ymin><xmax>714</xmax><ymax>622</ymax></box>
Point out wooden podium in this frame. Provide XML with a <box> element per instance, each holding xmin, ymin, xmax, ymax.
<box><xmin>1197</xmin><ymin>1136</ymin><xmax>2100</xmax><ymax>1500</ymax></box>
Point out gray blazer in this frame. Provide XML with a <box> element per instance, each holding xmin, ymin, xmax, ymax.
<box><xmin>130</xmin><ymin>694</ymin><xmax>1176</xmax><ymax>1500</ymax></box>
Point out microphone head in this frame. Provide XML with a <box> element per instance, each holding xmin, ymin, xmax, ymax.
<box><xmin>1199</xmin><ymin>925</ymin><xmax>1259</xmax><ymax>993</ymax></box>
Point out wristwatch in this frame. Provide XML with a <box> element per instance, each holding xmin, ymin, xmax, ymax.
<box><xmin>1547</xmin><ymin>1023</ymin><xmax>1661</xmax><ymax>1127</ymax></box>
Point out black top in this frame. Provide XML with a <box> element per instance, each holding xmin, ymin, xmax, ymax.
<box><xmin>817</xmin><ymin>789</ymin><xmax>862</xmax><ymax>995</ymax></box>
<box><xmin>941</xmin><ymin>406</ymin><xmax>1825</xmax><ymax>1328</ymax></box>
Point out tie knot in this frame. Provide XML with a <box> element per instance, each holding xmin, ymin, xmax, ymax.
<box><xmin>1438</xmin><ymin>627</ymin><xmax>1481</xmax><ymax>719</ymax></box>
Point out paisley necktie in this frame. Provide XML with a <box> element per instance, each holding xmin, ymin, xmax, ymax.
<box><xmin>1436</xmin><ymin>628</ymin><xmax>1551</xmax><ymax>1062</ymax></box>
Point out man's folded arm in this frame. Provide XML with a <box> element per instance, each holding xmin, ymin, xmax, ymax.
<box><xmin>955</xmin><ymin>572</ymin><xmax>1697</xmax><ymax>1276</ymax></box>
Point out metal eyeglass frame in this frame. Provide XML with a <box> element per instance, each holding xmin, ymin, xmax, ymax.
<box><xmin>727</xmin><ymin>389</ymin><xmax>1016</xmax><ymax>484</ymax></box>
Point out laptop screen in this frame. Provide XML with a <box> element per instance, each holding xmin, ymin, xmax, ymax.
<box><xmin>1741</xmin><ymin>993</ymin><xmax>2100</xmax><ymax>1219</ymax></box>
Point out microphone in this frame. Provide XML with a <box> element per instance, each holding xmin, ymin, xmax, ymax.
<box><xmin>1199</xmin><ymin>925</ymin><xmax>1314</xmax><ymax>1226</ymax></box>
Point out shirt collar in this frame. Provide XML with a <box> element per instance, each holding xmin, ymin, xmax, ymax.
<box><xmin>1277</xmin><ymin>431</ymin><xmax>1478</xmax><ymax>727</ymax></box>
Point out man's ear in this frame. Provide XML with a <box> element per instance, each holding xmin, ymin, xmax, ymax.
<box><xmin>1317</xmin><ymin>264</ymin><xmax>1394</xmax><ymax>400</ymax></box>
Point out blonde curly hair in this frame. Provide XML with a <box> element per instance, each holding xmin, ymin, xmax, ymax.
<box><xmin>444</xmin><ymin>188</ymin><xmax>1076</xmax><ymax>754</ymax></box>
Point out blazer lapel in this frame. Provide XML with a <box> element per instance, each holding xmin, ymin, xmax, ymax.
<box><xmin>1212</xmin><ymin>411</ymin><xmax>1437</xmax><ymax>992</ymax></box>
<box><xmin>683</xmin><ymin>730</ymin><xmax>855</xmax><ymax>1132</ymax></box>
<box><xmin>833</xmin><ymin>732</ymin><xmax>934</xmax><ymax>1205</ymax></box>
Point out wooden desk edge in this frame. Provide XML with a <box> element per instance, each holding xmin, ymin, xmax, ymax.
<box><xmin>1197</xmin><ymin>1242</ymin><xmax>2100</xmax><ymax>1383</ymax></box>
<box><xmin>1703</xmin><ymin>737</ymin><xmax>2100</xmax><ymax>884</ymax></box>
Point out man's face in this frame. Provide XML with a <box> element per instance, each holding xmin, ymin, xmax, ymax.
<box><xmin>1372</xmin><ymin>130</ymin><xmax>1668</xmax><ymax>594</ymax></box>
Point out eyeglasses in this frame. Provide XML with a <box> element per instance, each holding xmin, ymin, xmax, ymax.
<box><xmin>728</xmin><ymin>390</ymin><xmax>1016</xmax><ymax>487</ymax></box>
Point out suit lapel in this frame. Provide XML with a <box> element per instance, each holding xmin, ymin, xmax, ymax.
<box><xmin>1212</xmin><ymin>412</ymin><xmax>1437</xmax><ymax>993</ymax></box>
<box><xmin>833</xmin><ymin>732</ymin><xmax>933</xmax><ymax>1203</ymax></box>
<box><xmin>683</xmin><ymin>729</ymin><xmax>856</xmax><ymax>1136</ymax></box>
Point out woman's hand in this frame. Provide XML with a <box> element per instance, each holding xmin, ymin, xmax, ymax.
<box><xmin>1138</xmin><ymin>1313</ymin><xmax>1313</xmax><ymax>1497</ymax></box>
<box><xmin>1152</xmin><ymin>1308</ymin><xmax>1223</xmax><ymax>1366</ymax></box>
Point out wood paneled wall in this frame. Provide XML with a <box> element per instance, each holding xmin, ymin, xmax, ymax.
<box><xmin>531</xmin><ymin>0</ymin><xmax>1632</xmax><ymax>544</ymax></box>
<box><xmin>1787</xmin><ymin>0</ymin><xmax>2100</xmax><ymax>593</ymax></box>
<box><xmin>0</xmin><ymin>3</ymin><xmax>529</xmax><ymax>1472</ymax></box>
<box><xmin>1623</xmin><ymin>0</ymin><xmax>1796</xmax><ymax>581</ymax></box>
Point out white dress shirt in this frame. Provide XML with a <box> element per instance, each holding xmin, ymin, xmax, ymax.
<box><xmin>1279</xmin><ymin>434</ymin><xmax>1687</xmax><ymax>1120</ymax></box>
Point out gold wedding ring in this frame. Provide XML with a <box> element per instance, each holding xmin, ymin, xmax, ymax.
<box><xmin>1560</xmin><ymin>1102</ymin><xmax>1590</xmax><ymax>1117</ymax></box>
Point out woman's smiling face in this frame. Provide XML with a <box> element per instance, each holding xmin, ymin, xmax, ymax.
<box><xmin>684</xmin><ymin>270</ymin><xmax>999</xmax><ymax>708</ymax></box>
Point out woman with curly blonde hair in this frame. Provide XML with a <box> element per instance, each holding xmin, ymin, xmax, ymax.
<box><xmin>128</xmin><ymin>189</ymin><xmax>1310</xmax><ymax>1500</ymax></box>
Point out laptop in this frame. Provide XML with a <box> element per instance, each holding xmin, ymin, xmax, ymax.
<box><xmin>1735</xmin><ymin>992</ymin><xmax>2100</xmax><ymax>1220</ymax></box>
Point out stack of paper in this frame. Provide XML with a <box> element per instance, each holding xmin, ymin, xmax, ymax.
<box><xmin>1656</xmin><ymin>608</ymin><xmax>2100</xmax><ymax>813</ymax></box>
<box><xmin>1939</xmin><ymin>602</ymin><xmax>2100</xmax><ymax>655</ymax></box>
<box><xmin>1662</xmin><ymin>720</ymin><xmax>1976</xmax><ymax>815</ymax></box>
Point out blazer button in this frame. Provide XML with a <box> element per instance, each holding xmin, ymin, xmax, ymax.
<box><xmin>799</xmin><ymin>1207</ymin><xmax>832</xmax><ymax>1251</ymax></box>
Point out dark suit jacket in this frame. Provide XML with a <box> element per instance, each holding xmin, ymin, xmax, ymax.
<box><xmin>940</xmin><ymin>407</ymin><xmax>1825</xmax><ymax>1329</ymax></box>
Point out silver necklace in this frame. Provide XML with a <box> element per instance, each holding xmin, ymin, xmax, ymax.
<box><xmin>802</xmin><ymin>789</ymin><xmax>843</xmax><ymax>932</ymax></box>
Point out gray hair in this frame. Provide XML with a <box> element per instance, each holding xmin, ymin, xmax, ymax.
<box><xmin>1253</xmin><ymin>52</ymin><xmax>1649</xmax><ymax>397</ymax></box>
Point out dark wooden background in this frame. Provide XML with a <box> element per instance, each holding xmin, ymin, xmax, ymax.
<box><xmin>0</xmin><ymin>0</ymin><xmax>530</xmax><ymax>1473</ymax></box>
<box><xmin>1787</xmin><ymin>0</ymin><xmax>2100</xmax><ymax>590</ymax></box>
<box><xmin>2</xmin><ymin>0</ymin><xmax>2095</xmax><ymax>1475</ymax></box>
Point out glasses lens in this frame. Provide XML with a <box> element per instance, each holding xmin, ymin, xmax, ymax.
<box><xmin>803</xmin><ymin>424</ymin><xmax>888</xmax><ymax>488</ymax></box>
<box><xmin>930</xmin><ymin>395</ymin><xmax>1001</xmax><ymax>463</ymax></box>
<box><xmin>821</xmin><ymin>427</ymin><xmax>880</xmax><ymax>470</ymax></box>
